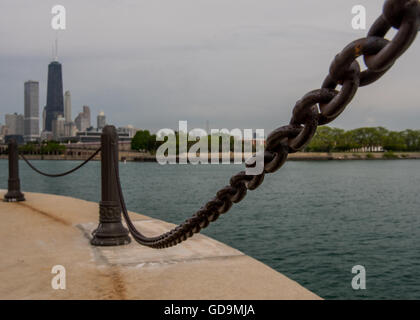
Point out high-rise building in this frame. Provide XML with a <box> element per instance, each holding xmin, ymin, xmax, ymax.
<box><xmin>97</xmin><ymin>111</ymin><xmax>106</xmax><ymax>130</ymax></box>
<box><xmin>64</xmin><ymin>90</ymin><xmax>71</xmax><ymax>123</ymax></box>
<box><xmin>45</xmin><ymin>61</ymin><xmax>64</xmax><ymax>132</ymax></box>
<box><xmin>5</xmin><ymin>113</ymin><xmax>24</xmax><ymax>136</ymax></box>
<box><xmin>83</xmin><ymin>105</ymin><xmax>91</xmax><ymax>128</ymax></box>
<box><xmin>52</xmin><ymin>115</ymin><xmax>65</xmax><ymax>139</ymax></box>
<box><xmin>24</xmin><ymin>80</ymin><xmax>40</xmax><ymax>142</ymax></box>
<box><xmin>75</xmin><ymin>113</ymin><xmax>85</xmax><ymax>132</ymax></box>
<box><xmin>75</xmin><ymin>105</ymin><xmax>91</xmax><ymax>132</ymax></box>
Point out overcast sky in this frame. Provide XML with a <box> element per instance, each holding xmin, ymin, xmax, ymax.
<box><xmin>0</xmin><ymin>0</ymin><xmax>419</xmax><ymax>133</ymax></box>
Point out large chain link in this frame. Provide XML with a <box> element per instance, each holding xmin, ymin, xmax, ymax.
<box><xmin>119</xmin><ymin>0</ymin><xmax>420</xmax><ymax>249</ymax></box>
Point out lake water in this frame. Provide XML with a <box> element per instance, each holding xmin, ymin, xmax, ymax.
<box><xmin>1</xmin><ymin>158</ymin><xmax>419</xmax><ymax>299</ymax></box>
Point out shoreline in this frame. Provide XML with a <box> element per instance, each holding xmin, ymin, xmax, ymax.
<box><xmin>1</xmin><ymin>152</ymin><xmax>420</xmax><ymax>162</ymax></box>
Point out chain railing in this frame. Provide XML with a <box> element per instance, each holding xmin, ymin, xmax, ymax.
<box><xmin>112</xmin><ymin>0</ymin><xmax>420</xmax><ymax>248</ymax></box>
<box><xmin>3</xmin><ymin>140</ymin><xmax>100</xmax><ymax>200</ymax></box>
<box><xmin>4</xmin><ymin>139</ymin><xmax>25</xmax><ymax>202</ymax></box>
<box><xmin>20</xmin><ymin>148</ymin><xmax>101</xmax><ymax>178</ymax></box>
<box><xmin>3</xmin><ymin>127</ymin><xmax>131</xmax><ymax>246</ymax></box>
<box><xmin>3</xmin><ymin>0</ymin><xmax>419</xmax><ymax>249</ymax></box>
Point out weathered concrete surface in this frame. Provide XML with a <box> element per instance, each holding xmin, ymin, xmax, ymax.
<box><xmin>0</xmin><ymin>190</ymin><xmax>320</xmax><ymax>300</ymax></box>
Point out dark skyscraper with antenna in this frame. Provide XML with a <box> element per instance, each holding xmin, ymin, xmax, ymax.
<box><xmin>44</xmin><ymin>60</ymin><xmax>64</xmax><ymax>132</ymax></box>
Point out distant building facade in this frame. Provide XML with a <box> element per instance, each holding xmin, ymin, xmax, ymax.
<box><xmin>40</xmin><ymin>130</ymin><xmax>53</xmax><ymax>141</ymax></box>
<box><xmin>64</xmin><ymin>90</ymin><xmax>72</xmax><ymax>123</ymax></box>
<box><xmin>83</xmin><ymin>105</ymin><xmax>91</xmax><ymax>127</ymax></box>
<box><xmin>0</xmin><ymin>124</ymin><xmax>6</xmax><ymax>143</ymax></box>
<box><xmin>118</xmin><ymin>125</ymin><xmax>138</xmax><ymax>138</ymax></box>
<box><xmin>73</xmin><ymin>130</ymin><xmax>131</xmax><ymax>143</ymax></box>
<box><xmin>24</xmin><ymin>80</ymin><xmax>40</xmax><ymax>142</ymax></box>
<box><xmin>5</xmin><ymin>113</ymin><xmax>24</xmax><ymax>136</ymax></box>
<box><xmin>75</xmin><ymin>105</ymin><xmax>91</xmax><ymax>132</ymax></box>
<box><xmin>64</xmin><ymin>122</ymin><xmax>77</xmax><ymax>137</ymax></box>
<box><xmin>75</xmin><ymin>113</ymin><xmax>88</xmax><ymax>132</ymax></box>
<box><xmin>97</xmin><ymin>111</ymin><xmax>106</xmax><ymax>130</ymax></box>
<box><xmin>52</xmin><ymin>115</ymin><xmax>66</xmax><ymax>139</ymax></box>
<box><xmin>42</xmin><ymin>106</ymin><xmax>47</xmax><ymax>132</ymax></box>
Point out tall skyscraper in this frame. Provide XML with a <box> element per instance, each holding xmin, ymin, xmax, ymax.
<box><xmin>45</xmin><ymin>61</ymin><xmax>64</xmax><ymax>132</ymax></box>
<box><xmin>64</xmin><ymin>90</ymin><xmax>71</xmax><ymax>123</ymax></box>
<box><xmin>97</xmin><ymin>111</ymin><xmax>106</xmax><ymax>130</ymax></box>
<box><xmin>24</xmin><ymin>80</ymin><xmax>40</xmax><ymax>142</ymax></box>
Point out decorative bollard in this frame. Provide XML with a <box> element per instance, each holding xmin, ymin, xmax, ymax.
<box><xmin>4</xmin><ymin>139</ymin><xmax>25</xmax><ymax>202</ymax></box>
<box><xmin>91</xmin><ymin>126</ymin><xmax>131</xmax><ymax>246</ymax></box>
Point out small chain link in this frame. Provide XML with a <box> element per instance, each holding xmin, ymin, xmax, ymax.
<box><xmin>20</xmin><ymin>148</ymin><xmax>101</xmax><ymax>177</ymax></box>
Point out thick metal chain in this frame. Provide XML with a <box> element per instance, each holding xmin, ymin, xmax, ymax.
<box><xmin>20</xmin><ymin>148</ymin><xmax>101</xmax><ymax>178</ymax></box>
<box><xmin>118</xmin><ymin>0</ymin><xmax>420</xmax><ymax>249</ymax></box>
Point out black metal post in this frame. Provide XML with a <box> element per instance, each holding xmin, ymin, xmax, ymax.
<box><xmin>4</xmin><ymin>139</ymin><xmax>25</xmax><ymax>202</ymax></box>
<box><xmin>91</xmin><ymin>126</ymin><xmax>131</xmax><ymax>246</ymax></box>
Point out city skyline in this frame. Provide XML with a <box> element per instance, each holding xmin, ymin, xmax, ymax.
<box><xmin>0</xmin><ymin>41</ymin><xmax>419</xmax><ymax>143</ymax></box>
<box><xmin>0</xmin><ymin>50</ymin><xmax>140</xmax><ymax>142</ymax></box>
<box><xmin>0</xmin><ymin>48</ymin><xmax>139</xmax><ymax>142</ymax></box>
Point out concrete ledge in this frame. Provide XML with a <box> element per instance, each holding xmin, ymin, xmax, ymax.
<box><xmin>0</xmin><ymin>190</ymin><xmax>320</xmax><ymax>300</ymax></box>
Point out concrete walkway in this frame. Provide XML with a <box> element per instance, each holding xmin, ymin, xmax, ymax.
<box><xmin>0</xmin><ymin>190</ymin><xmax>320</xmax><ymax>300</ymax></box>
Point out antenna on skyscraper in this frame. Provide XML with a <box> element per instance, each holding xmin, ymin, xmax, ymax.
<box><xmin>54</xmin><ymin>31</ymin><xmax>59</xmax><ymax>61</ymax></box>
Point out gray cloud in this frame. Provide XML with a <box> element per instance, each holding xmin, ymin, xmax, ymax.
<box><xmin>0</xmin><ymin>0</ymin><xmax>419</xmax><ymax>132</ymax></box>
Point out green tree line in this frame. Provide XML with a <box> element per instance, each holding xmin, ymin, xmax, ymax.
<box><xmin>305</xmin><ymin>127</ymin><xmax>420</xmax><ymax>152</ymax></box>
<box><xmin>131</xmin><ymin>127</ymin><xmax>420</xmax><ymax>154</ymax></box>
<box><xmin>18</xmin><ymin>141</ymin><xmax>66</xmax><ymax>155</ymax></box>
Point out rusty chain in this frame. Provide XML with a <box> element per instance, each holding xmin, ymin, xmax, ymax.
<box><xmin>117</xmin><ymin>0</ymin><xmax>420</xmax><ymax>248</ymax></box>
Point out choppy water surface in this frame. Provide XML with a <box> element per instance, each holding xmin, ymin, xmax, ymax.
<box><xmin>1</xmin><ymin>159</ymin><xmax>419</xmax><ymax>299</ymax></box>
